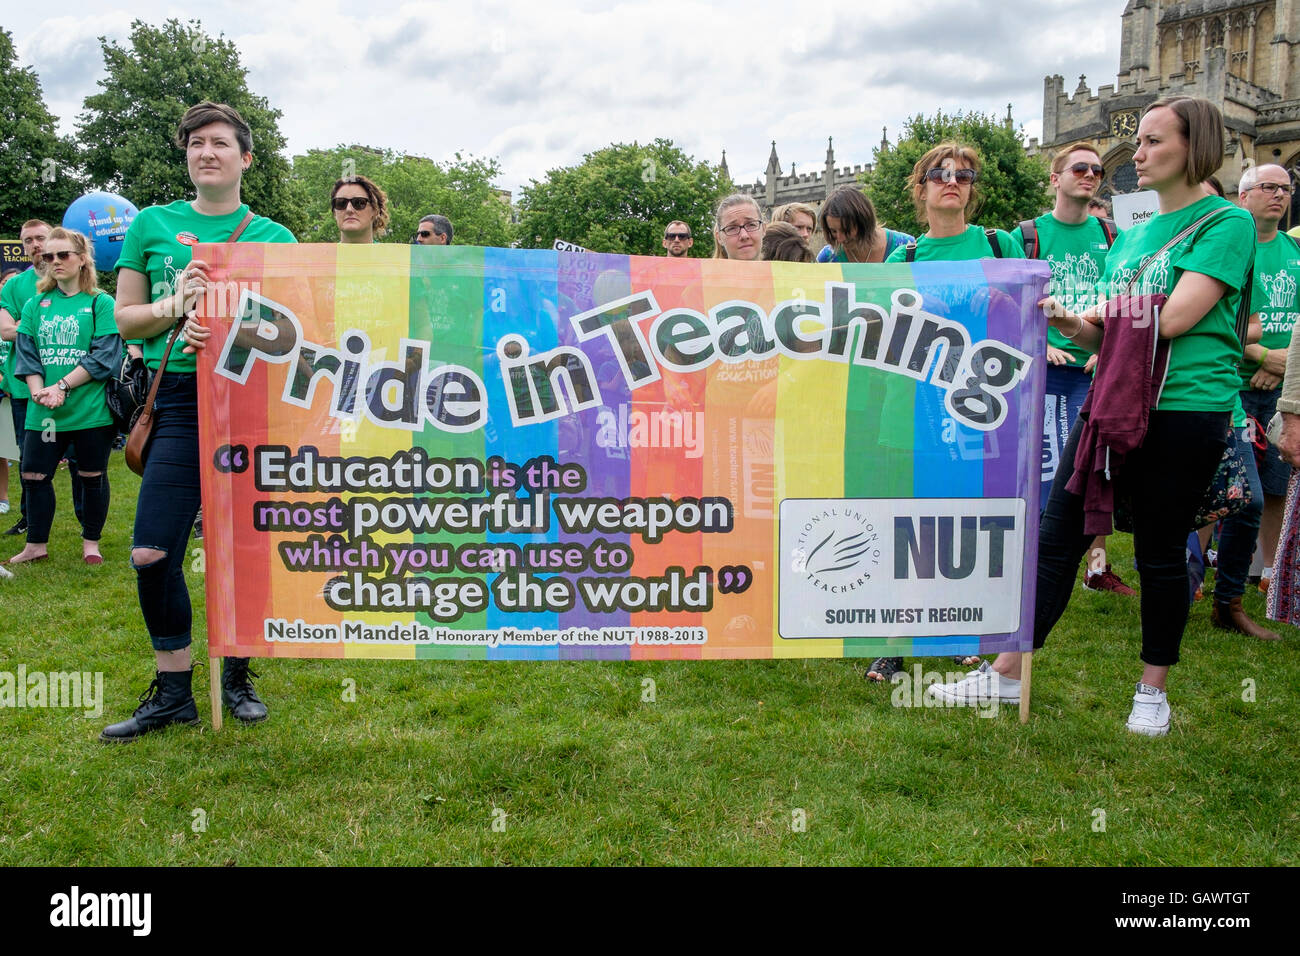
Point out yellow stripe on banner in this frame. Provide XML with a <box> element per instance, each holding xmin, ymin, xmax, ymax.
<box><xmin>770</xmin><ymin>261</ymin><xmax>848</xmax><ymax>659</ymax></box>
<box><xmin>336</xmin><ymin>245</ymin><xmax>416</xmax><ymax>659</ymax></box>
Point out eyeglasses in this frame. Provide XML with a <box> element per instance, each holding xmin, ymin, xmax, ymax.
<box><xmin>719</xmin><ymin>221</ymin><xmax>762</xmax><ymax>237</ymax></box>
<box><xmin>1068</xmin><ymin>162</ymin><xmax>1105</xmax><ymax>177</ymax></box>
<box><xmin>332</xmin><ymin>196</ymin><xmax>372</xmax><ymax>211</ymax></box>
<box><xmin>664</xmin><ymin>232</ymin><xmax>692</xmax><ymax>240</ymax></box>
<box><xmin>39</xmin><ymin>250</ymin><xmax>79</xmax><ymax>263</ymax></box>
<box><xmin>924</xmin><ymin>167</ymin><xmax>978</xmax><ymax>185</ymax></box>
<box><xmin>1245</xmin><ymin>182</ymin><xmax>1294</xmax><ymax>197</ymax></box>
<box><xmin>416</xmin><ymin>230</ymin><xmax>434</xmax><ymax>238</ymax></box>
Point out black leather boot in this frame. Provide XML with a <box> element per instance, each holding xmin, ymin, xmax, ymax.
<box><xmin>222</xmin><ymin>657</ymin><xmax>268</xmax><ymax>723</ymax></box>
<box><xmin>100</xmin><ymin>669</ymin><xmax>199</xmax><ymax>742</ymax></box>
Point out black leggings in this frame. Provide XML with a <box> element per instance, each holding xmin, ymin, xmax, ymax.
<box><xmin>1034</xmin><ymin>410</ymin><xmax>1230</xmax><ymax>666</ymax></box>
<box><xmin>21</xmin><ymin>423</ymin><xmax>115</xmax><ymax>545</ymax></box>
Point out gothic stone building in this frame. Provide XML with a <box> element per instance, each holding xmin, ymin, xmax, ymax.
<box><xmin>728</xmin><ymin>136</ymin><xmax>879</xmax><ymax>222</ymax></box>
<box><xmin>1038</xmin><ymin>0</ymin><xmax>1300</xmax><ymax>222</ymax></box>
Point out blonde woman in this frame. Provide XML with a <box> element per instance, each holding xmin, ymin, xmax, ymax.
<box><xmin>9</xmin><ymin>229</ymin><xmax>119</xmax><ymax>566</ymax></box>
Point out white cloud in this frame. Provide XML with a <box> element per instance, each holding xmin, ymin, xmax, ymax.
<box><xmin>9</xmin><ymin>0</ymin><xmax>1124</xmax><ymax>196</ymax></box>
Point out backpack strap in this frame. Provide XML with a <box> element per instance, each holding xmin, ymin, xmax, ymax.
<box><xmin>1098</xmin><ymin>217</ymin><xmax>1118</xmax><ymax>248</ymax></box>
<box><xmin>904</xmin><ymin>241</ymin><xmax>918</xmax><ymax>263</ymax></box>
<box><xmin>1017</xmin><ymin>220</ymin><xmax>1038</xmax><ymax>259</ymax></box>
<box><xmin>985</xmin><ymin>228</ymin><xmax>1003</xmax><ymax>258</ymax></box>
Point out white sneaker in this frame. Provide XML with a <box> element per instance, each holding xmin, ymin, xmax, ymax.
<box><xmin>1125</xmin><ymin>682</ymin><xmax>1170</xmax><ymax>736</ymax></box>
<box><xmin>926</xmin><ymin>660</ymin><xmax>1021</xmax><ymax>705</ymax></box>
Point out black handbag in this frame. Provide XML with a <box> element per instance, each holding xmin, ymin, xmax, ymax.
<box><xmin>104</xmin><ymin>350</ymin><xmax>149</xmax><ymax>431</ymax></box>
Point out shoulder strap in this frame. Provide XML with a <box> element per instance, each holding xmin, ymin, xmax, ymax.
<box><xmin>1099</xmin><ymin>217</ymin><xmax>1118</xmax><ymax>248</ymax></box>
<box><xmin>904</xmin><ymin>241</ymin><xmax>917</xmax><ymax>263</ymax></box>
<box><xmin>985</xmin><ymin>228</ymin><xmax>1003</xmax><ymax>258</ymax></box>
<box><xmin>1017</xmin><ymin>220</ymin><xmax>1038</xmax><ymax>259</ymax></box>
<box><xmin>228</xmin><ymin>211</ymin><xmax>255</xmax><ymax>243</ymax></box>
<box><xmin>1285</xmin><ymin>231</ymin><xmax>1300</xmax><ymax>255</ymax></box>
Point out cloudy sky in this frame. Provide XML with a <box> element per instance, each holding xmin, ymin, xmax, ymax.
<box><xmin>10</xmin><ymin>0</ymin><xmax>1121</xmax><ymax>196</ymax></box>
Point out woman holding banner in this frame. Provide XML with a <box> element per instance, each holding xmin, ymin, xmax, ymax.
<box><xmin>101</xmin><ymin>101</ymin><xmax>297</xmax><ymax>743</ymax></box>
<box><xmin>332</xmin><ymin>175</ymin><xmax>389</xmax><ymax>244</ymax></box>
<box><xmin>864</xmin><ymin>143</ymin><xmax>1019</xmax><ymax>683</ymax></box>
<box><xmin>928</xmin><ymin>98</ymin><xmax>1254</xmax><ymax>736</ymax></box>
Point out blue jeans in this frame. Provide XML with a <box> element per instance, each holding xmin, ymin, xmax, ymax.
<box><xmin>131</xmin><ymin>373</ymin><xmax>201</xmax><ymax>652</ymax></box>
<box><xmin>1213</xmin><ymin>425</ymin><xmax>1264</xmax><ymax>601</ymax></box>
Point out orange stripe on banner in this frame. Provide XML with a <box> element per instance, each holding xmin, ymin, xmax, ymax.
<box><xmin>697</xmin><ymin>259</ymin><xmax>777</xmax><ymax>658</ymax></box>
<box><xmin>628</xmin><ymin>255</ymin><xmax>706</xmax><ymax>660</ymax></box>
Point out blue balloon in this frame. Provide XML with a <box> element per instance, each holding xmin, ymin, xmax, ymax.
<box><xmin>63</xmin><ymin>192</ymin><xmax>139</xmax><ymax>270</ymax></box>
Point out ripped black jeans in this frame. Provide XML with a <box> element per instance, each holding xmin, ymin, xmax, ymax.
<box><xmin>132</xmin><ymin>373</ymin><xmax>201</xmax><ymax>651</ymax></box>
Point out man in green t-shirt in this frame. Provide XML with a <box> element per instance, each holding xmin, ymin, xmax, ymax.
<box><xmin>1010</xmin><ymin>142</ymin><xmax>1132</xmax><ymax>596</ymax></box>
<box><xmin>1233</xmin><ymin>164</ymin><xmax>1300</xmax><ymax>593</ymax></box>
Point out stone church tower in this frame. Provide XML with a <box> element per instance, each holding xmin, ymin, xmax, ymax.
<box><xmin>1040</xmin><ymin>0</ymin><xmax>1300</xmax><ymax>219</ymax></box>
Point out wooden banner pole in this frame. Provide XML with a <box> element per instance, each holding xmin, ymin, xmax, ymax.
<box><xmin>1019</xmin><ymin>651</ymin><xmax>1033</xmax><ymax>724</ymax></box>
<box><xmin>210</xmin><ymin>657</ymin><xmax>223</xmax><ymax>732</ymax></box>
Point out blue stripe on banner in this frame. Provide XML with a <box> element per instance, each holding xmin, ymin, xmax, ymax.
<box><xmin>482</xmin><ymin>247</ymin><xmax>561</xmax><ymax>658</ymax></box>
<box><xmin>909</xmin><ymin>260</ymin><xmax>990</xmax><ymax>500</ymax></box>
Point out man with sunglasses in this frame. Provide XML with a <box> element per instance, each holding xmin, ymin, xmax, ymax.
<box><xmin>1216</xmin><ymin>163</ymin><xmax>1300</xmax><ymax>630</ymax></box>
<box><xmin>414</xmin><ymin>214</ymin><xmax>452</xmax><ymax>245</ymax></box>
<box><xmin>662</xmin><ymin>221</ymin><xmax>694</xmax><ymax>258</ymax></box>
<box><xmin>0</xmin><ymin>220</ymin><xmax>52</xmax><ymax>537</ymax></box>
<box><xmin>1010</xmin><ymin>143</ymin><xmax>1132</xmax><ymax>596</ymax></box>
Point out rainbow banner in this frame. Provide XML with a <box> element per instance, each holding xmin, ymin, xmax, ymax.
<box><xmin>195</xmin><ymin>244</ymin><xmax>1049</xmax><ymax>661</ymax></box>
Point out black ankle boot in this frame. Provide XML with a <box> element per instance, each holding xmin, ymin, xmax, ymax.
<box><xmin>222</xmin><ymin>657</ymin><xmax>268</xmax><ymax>723</ymax></box>
<box><xmin>100</xmin><ymin>669</ymin><xmax>199</xmax><ymax>742</ymax></box>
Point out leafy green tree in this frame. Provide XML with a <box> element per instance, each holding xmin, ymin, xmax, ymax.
<box><xmin>517</xmin><ymin>140</ymin><xmax>731</xmax><ymax>255</ymax></box>
<box><xmin>290</xmin><ymin>146</ymin><xmax>513</xmax><ymax>246</ymax></box>
<box><xmin>865</xmin><ymin>111</ymin><xmax>1050</xmax><ymax>239</ymax></box>
<box><xmin>76</xmin><ymin>19</ymin><xmax>306</xmax><ymax>237</ymax></box>
<box><xmin>0</xmin><ymin>28</ymin><xmax>83</xmax><ymax>237</ymax></box>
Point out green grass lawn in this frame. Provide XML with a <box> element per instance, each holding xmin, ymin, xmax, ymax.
<box><xmin>0</xmin><ymin>454</ymin><xmax>1296</xmax><ymax>865</ymax></box>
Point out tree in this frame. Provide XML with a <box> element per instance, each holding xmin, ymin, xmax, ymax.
<box><xmin>290</xmin><ymin>146</ymin><xmax>514</xmax><ymax>246</ymax></box>
<box><xmin>864</xmin><ymin>111</ymin><xmax>1050</xmax><ymax>239</ymax></box>
<box><xmin>0</xmin><ymin>28</ymin><xmax>83</xmax><ymax>237</ymax></box>
<box><xmin>76</xmin><ymin>19</ymin><xmax>306</xmax><ymax>238</ymax></box>
<box><xmin>517</xmin><ymin>140</ymin><xmax>731</xmax><ymax>255</ymax></box>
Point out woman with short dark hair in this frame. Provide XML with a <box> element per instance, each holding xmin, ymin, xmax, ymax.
<box><xmin>930</xmin><ymin>97</ymin><xmax>1256</xmax><ymax>736</ymax></box>
<box><xmin>817</xmin><ymin>186</ymin><xmax>913</xmax><ymax>263</ymax></box>
<box><xmin>102</xmin><ymin>101</ymin><xmax>297</xmax><ymax>742</ymax></box>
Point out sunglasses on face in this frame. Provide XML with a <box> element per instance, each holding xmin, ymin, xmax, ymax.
<box><xmin>39</xmin><ymin>250</ymin><xmax>78</xmax><ymax>263</ymax></box>
<box><xmin>332</xmin><ymin>196</ymin><xmax>372</xmax><ymax>211</ymax></box>
<box><xmin>924</xmin><ymin>167</ymin><xmax>977</xmax><ymax>185</ymax></box>
<box><xmin>1068</xmin><ymin>162</ymin><xmax>1105</xmax><ymax>177</ymax></box>
<box><xmin>664</xmin><ymin>232</ymin><xmax>691</xmax><ymax>240</ymax></box>
<box><xmin>417</xmin><ymin>230</ymin><xmax>434</xmax><ymax>238</ymax></box>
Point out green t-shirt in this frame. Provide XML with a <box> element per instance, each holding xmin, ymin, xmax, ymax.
<box><xmin>1</xmin><ymin>267</ymin><xmax>41</xmax><ymax>399</ymax></box>
<box><xmin>1008</xmin><ymin>214</ymin><xmax>1112</xmax><ymax>366</ymax></box>
<box><xmin>1100</xmin><ymin>195</ymin><xmax>1253</xmax><ymax>412</ymax></box>
<box><xmin>116</xmin><ymin>201</ymin><xmax>297</xmax><ymax>372</ymax></box>
<box><xmin>884</xmin><ymin>224</ymin><xmax>1020</xmax><ymax>263</ymax></box>
<box><xmin>16</xmin><ymin>290</ymin><xmax>117</xmax><ymax>432</ymax></box>
<box><xmin>1240</xmin><ymin>233</ymin><xmax>1300</xmax><ymax>388</ymax></box>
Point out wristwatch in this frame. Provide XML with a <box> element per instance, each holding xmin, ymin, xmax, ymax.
<box><xmin>57</xmin><ymin>379</ymin><xmax>70</xmax><ymax>392</ymax></box>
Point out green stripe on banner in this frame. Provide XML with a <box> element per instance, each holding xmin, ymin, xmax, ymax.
<box><xmin>410</xmin><ymin>246</ymin><xmax>490</xmax><ymax>659</ymax></box>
